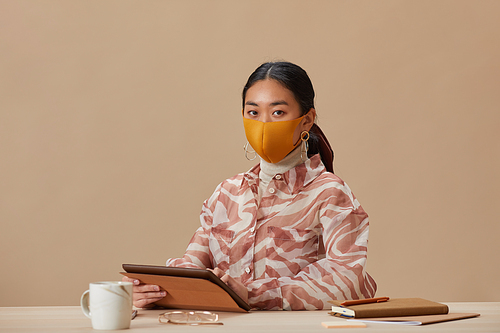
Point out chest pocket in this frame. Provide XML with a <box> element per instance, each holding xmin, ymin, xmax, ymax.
<box><xmin>266</xmin><ymin>226</ymin><xmax>319</xmax><ymax>275</ymax></box>
<box><xmin>209</xmin><ymin>227</ymin><xmax>235</xmax><ymax>269</ymax></box>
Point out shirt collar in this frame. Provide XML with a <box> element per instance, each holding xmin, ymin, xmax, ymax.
<box><xmin>242</xmin><ymin>154</ymin><xmax>326</xmax><ymax>195</ymax></box>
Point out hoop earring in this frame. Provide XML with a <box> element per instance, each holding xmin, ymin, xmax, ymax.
<box><xmin>300</xmin><ymin>131</ymin><xmax>309</xmax><ymax>162</ymax></box>
<box><xmin>244</xmin><ymin>142</ymin><xmax>256</xmax><ymax>160</ymax></box>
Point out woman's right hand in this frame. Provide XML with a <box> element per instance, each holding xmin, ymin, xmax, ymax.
<box><xmin>122</xmin><ymin>276</ymin><xmax>167</xmax><ymax>308</ymax></box>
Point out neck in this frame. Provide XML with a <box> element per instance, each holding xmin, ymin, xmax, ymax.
<box><xmin>259</xmin><ymin>147</ymin><xmax>303</xmax><ymax>179</ymax></box>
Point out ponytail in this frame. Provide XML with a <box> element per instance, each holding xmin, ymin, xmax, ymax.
<box><xmin>308</xmin><ymin>124</ymin><xmax>334</xmax><ymax>173</ymax></box>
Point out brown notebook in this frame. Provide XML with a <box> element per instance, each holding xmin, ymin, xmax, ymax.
<box><xmin>328</xmin><ymin>298</ymin><xmax>449</xmax><ymax>318</ymax></box>
<box><xmin>121</xmin><ymin>264</ymin><xmax>251</xmax><ymax>313</ymax></box>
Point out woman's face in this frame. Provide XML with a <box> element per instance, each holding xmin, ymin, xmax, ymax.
<box><xmin>243</xmin><ymin>79</ymin><xmax>316</xmax><ymax>143</ymax></box>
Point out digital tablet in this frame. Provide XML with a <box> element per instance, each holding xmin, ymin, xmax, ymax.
<box><xmin>121</xmin><ymin>264</ymin><xmax>251</xmax><ymax>312</ymax></box>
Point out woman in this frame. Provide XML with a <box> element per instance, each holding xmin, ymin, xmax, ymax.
<box><xmin>123</xmin><ymin>61</ymin><xmax>377</xmax><ymax>310</ymax></box>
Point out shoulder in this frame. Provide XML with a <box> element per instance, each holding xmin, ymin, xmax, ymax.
<box><xmin>208</xmin><ymin>165</ymin><xmax>258</xmax><ymax>196</ymax></box>
<box><xmin>218</xmin><ymin>171</ymin><xmax>249</xmax><ymax>189</ymax></box>
<box><xmin>305</xmin><ymin>169</ymin><xmax>347</xmax><ymax>191</ymax></box>
<box><xmin>316</xmin><ymin>171</ymin><xmax>346</xmax><ymax>185</ymax></box>
<box><xmin>202</xmin><ymin>168</ymin><xmax>256</xmax><ymax>213</ymax></box>
<box><xmin>308</xmin><ymin>171</ymin><xmax>361</xmax><ymax>208</ymax></box>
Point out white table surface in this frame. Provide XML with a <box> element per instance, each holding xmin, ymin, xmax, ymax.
<box><xmin>0</xmin><ymin>302</ymin><xmax>499</xmax><ymax>332</ymax></box>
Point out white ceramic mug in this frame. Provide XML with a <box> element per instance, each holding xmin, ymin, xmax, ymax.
<box><xmin>81</xmin><ymin>281</ymin><xmax>133</xmax><ymax>330</ymax></box>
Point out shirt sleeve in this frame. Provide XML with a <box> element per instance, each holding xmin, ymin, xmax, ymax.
<box><xmin>247</xmin><ymin>187</ymin><xmax>377</xmax><ymax>310</ymax></box>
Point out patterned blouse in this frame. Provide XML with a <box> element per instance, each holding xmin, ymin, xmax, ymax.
<box><xmin>167</xmin><ymin>154</ymin><xmax>377</xmax><ymax>310</ymax></box>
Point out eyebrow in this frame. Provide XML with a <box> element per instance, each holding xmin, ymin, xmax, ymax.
<box><xmin>245</xmin><ymin>100</ymin><xmax>289</xmax><ymax>107</ymax></box>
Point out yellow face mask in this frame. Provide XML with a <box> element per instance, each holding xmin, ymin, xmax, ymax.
<box><xmin>243</xmin><ymin>113</ymin><xmax>307</xmax><ymax>164</ymax></box>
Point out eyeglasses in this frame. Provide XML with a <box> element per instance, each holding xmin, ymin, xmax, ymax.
<box><xmin>158</xmin><ymin>311</ymin><xmax>223</xmax><ymax>325</ymax></box>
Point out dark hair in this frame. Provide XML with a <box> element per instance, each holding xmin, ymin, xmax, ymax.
<box><xmin>242</xmin><ymin>62</ymin><xmax>315</xmax><ymax>116</ymax></box>
<box><xmin>242</xmin><ymin>61</ymin><xmax>335</xmax><ymax>173</ymax></box>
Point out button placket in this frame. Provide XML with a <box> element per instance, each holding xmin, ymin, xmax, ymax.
<box><xmin>271</xmin><ymin>173</ymin><xmax>289</xmax><ymax>196</ymax></box>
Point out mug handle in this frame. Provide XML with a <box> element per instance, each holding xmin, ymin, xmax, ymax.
<box><xmin>80</xmin><ymin>290</ymin><xmax>91</xmax><ymax>318</ymax></box>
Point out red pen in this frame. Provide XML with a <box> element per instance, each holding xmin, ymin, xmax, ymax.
<box><xmin>341</xmin><ymin>297</ymin><xmax>390</xmax><ymax>306</ymax></box>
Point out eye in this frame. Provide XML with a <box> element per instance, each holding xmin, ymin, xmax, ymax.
<box><xmin>272</xmin><ymin>110</ymin><xmax>284</xmax><ymax>116</ymax></box>
<box><xmin>247</xmin><ymin>110</ymin><xmax>258</xmax><ymax>117</ymax></box>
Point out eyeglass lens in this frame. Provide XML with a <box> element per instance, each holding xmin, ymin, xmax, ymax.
<box><xmin>160</xmin><ymin>311</ymin><xmax>219</xmax><ymax>324</ymax></box>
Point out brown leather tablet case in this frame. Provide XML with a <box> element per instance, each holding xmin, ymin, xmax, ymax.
<box><xmin>121</xmin><ymin>264</ymin><xmax>251</xmax><ymax>312</ymax></box>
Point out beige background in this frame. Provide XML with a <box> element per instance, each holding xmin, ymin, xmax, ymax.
<box><xmin>1</xmin><ymin>0</ymin><xmax>499</xmax><ymax>306</ymax></box>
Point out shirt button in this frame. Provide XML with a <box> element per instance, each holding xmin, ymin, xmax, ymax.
<box><xmin>245</xmin><ymin>267</ymin><xmax>251</xmax><ymax>274</ymax></box>
<box><xmin>250</xmin><ymin>227</ymin><xmax>255</xmax><ymax>233</ymax></box>
<box><xmin>269</xmin><ymin>188</ymin><xmax>275</xmax><ymax>194</ymax></box>
<box><xmin>275</xmin><ymin>174</ymin><xmax>282</xmax><ymax>180</ymax></box>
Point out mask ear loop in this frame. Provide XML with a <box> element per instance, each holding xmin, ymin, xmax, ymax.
<box><xmin>244</xmin><ymin>142</ymin><xmax>257</xmax><ymax>160</ymax></box>
<box><xmin>300</xmin><ymin>131</ymin><xmax>310</xmax><ymax>162</ymax></box>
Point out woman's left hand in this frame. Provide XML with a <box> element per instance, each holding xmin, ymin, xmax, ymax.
<box><xmin>209</xmin><ymin>268</ymin><xmax>249</xmax><ymax>303</ymax></box>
